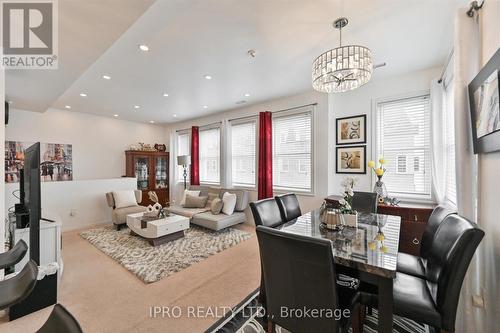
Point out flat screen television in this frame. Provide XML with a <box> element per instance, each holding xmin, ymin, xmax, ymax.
<box><xmin>23</xmin><ymin>142</ymin><xmax>41</xmax><ymax>264</ymax></box>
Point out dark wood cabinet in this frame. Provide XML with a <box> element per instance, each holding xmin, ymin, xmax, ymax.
<box><xmin>125</xmin><ymin>150</ymin><xmax>169</xmax><ymax>206</ymax></box>
<box><xmin>325</xmin><ymin>196</ymin><xmax>434</xmax><ymax>256</ymax></box>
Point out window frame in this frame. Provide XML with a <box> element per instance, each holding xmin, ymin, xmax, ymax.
<box><xmin>176</xmin><ymin>129</ymin><xmax>191</xmax><ymax>184</ymax></box>
<box><xmin>199</xmin><ymin>124</ymin><xmax>222</xmax><ymax>186</ymax></box>
<box><xmin>372</xmin><ymin>90</ymin><xmax>434</xmax><ymax>204</ymax></box>
<box><xmin>272</xmin><ymin>107</ymin><xmax>315</xmax><ymax>195</ymax></box>
<box><xmin>228</xmin><ymin>117</ymin><xmax>258</xmax><ymax>190</ymax></box>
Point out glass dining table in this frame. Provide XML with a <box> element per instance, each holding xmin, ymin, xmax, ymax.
<box><xmin>275</xmin><ymin>208</ymin><xmax>401</xmax><ymax>333</ymax></box>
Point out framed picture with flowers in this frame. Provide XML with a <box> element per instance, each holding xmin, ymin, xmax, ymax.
<box><xmin>336</xmin><ymin>145</ymin><xmax>366</xmax><ymax>174</ymax></box>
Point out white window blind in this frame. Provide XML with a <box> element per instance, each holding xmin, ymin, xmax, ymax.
<box><xmin>199</xmin><ymin>126</ymin><xmax>220</xmax><ymax>184</ymax></box>
<box><xmin>443</xmin><ymin>81</ymin><xmax>457</xmax><ymax>205</ymax></box>
<box><xmin>376</xmin><ymin>95</ymin><xmax>432</xmax><ymax>197</ymax></box>
<box><xmin>177</xmin><ymin>132</ymin><xmax>190</xmax><ymax>181</ymax></box>
<box><xmin>230</xmin><ymin>120</ymin><xmax>256</xmax><ymax>188</ymax></box>
<box><xmin>272</xmin><ymin>110</ymin><xmax>312</xmax><ymax>192</ymax></box>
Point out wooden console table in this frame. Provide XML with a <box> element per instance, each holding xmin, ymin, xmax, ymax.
<box><xmin>325</xmin><ymin>195</ymin><xmax>434</xmax><ymax>256</ymax></box>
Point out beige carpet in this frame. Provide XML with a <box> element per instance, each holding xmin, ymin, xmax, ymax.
<box><xmin>0</xmin><ymin>223</ymin><xmax>261</xmax><ymax>333</ymax></box>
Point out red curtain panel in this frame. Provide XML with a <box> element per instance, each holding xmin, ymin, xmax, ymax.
<box><xmin>258</xmin><ymin>111</ymin><xmax>273</xmax><ymax>199</ymax></box>
<box><xmin>190</xmin><ymin>126</ymin><xmax>200</xmax><ymax>185</ymax></box>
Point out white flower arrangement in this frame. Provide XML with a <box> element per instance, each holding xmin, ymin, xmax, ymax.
<box><xmin>339</xmin><ymin>176</ymin><xmax>358</xmax><ymax>215</ymax></box>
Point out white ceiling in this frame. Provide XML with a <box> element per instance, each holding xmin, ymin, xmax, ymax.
<box><xmin>6</xmin><ymin>0</ymin><xmax>467</xmax><ymax>124</ymax></box>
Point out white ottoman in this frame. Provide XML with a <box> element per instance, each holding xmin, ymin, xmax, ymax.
<box><xmin>126</xmin><ymin>213</ymin><xmax>190</xmax><ymax>246</ymax></box>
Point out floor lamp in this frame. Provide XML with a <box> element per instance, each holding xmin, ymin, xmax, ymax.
<box><xmin>177</xmin><ymin>155</ymin><xmax>190</xmax><ymax>190</ymax></box>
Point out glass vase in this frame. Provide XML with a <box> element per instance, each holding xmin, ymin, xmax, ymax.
<box><xmin>373</xmin><ymin>179</ymin><xmax>387</xmax><ymax>199</ymax></box>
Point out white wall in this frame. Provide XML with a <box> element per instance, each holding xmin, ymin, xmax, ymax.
<box><xmin>5</xmin><ymin>177</ymin><xmax>137</xmax><ymax>231</ymax></box>
<box><xmin>478</xmin><ymin>1</ymin><xmax>500</xmax><ymax>331</ymax></box>
<box><xmin>6</xmin><ymin>107</ymin><xmax>168</xmax><ymax>179</ymax></box>
<box><xmin>1</xmin><ymin>68</ymin><xmax>4</xmax><ymax>254</ymax></box>
<box><xmin>5</xmin><ymin>108</ymin><xmax>168</xmax><ymax>230</ymax></box>
<box><xmin>165</xmin><ymin>90</ymin><xmax>331</xmax><ymax>217</ymax></box>
<box><xmin>328</xmin><ymin>66</ymin><xmax>441</xmax><ymax>196</ymax></box>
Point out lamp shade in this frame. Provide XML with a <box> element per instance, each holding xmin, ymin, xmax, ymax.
<box><xmin>177</xmin><ymin>155</ymin><xmax>190</xmax><ymax>166</ymax></box>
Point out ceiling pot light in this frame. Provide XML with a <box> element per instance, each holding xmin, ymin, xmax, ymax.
<box><xmin>173</xmin><ymin>114</ymin><xmax>178</xmax><ymax>118</ymax></box>
<box><xmin>113</xmin><ymin>114</ymin><xmax>119</xmax><ymax>117</ymax></box>
<box><xmin>79</xmin><ymin>93</ymin><xmax>87</xmax><ymax>97</ymax></box>
<box><xmin>134</xmin><ymin>105</ymin><xmax>140</xmax><ymax>109</ymax></box>
<box><xmin>312</xmin><ymin>17</ymin><xmax>373</xmax><ymax>93</ymax></box>
<box><xmin>64</xmin><ymin>105</ymin><xmax>71</xmax><ymax>109</ymax></box>
<box><xmin>149</xmin><ymin>120</ymin><xmax>155</xmax><ymax>124</ymax></box>
<box><xmin>204</xmin><ymin>75</ymin><xmax>212</xmax><ymax>80</ymax></box>
<box><xmin>244</xmin><ymin>93</ymin><xmax>250</xmax><ymax>97</ymax></box>
<box><xmin>203</xmin><ymin>105</ymin><xmax>208</xmax><ymax>109</ymax></box>
<box><xmin>139</xmin><ymin>44</ymin><xmax>149</xmax><ymax>51</ymax></box>
<box><xmin>102</xmin><ymin>75</ymin><xmax>111</xmax><ymax>80</ymax></box>
<box><xmin>163</xmin><ymin>93</ymin><xmax>169</xmax><ymax>97</ymax></box>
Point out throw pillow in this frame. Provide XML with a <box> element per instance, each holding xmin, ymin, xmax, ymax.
<box><xmin>113</xmin><ymin>190</ymin><xmax>137</xmax><ymax>209</ymax></box>
<box><xmin>184</xmin><ymin>195</ymin><xmax>208</xmax><ymax>208</ymax></box>
<box><xmin>210</xmin><ymin>198</ymin><xmax>223</xmax><ymax>214</ymax></box>
<box><xmin>222</xmin><ymin>192</ymin><xmax>237</xmax><ymax>215</ymax></box>
<box><xmin>206</xmin><ymin>193</ymin><xmax>219</xmax><ymax>207</ymax></box>
<box><xmin>180</xmin><ymin>190</ymin><xmax>201</xmax><ymax>206</ymax></box>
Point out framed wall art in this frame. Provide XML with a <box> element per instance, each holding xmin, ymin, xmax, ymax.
<box><xmin>336</xmin><ymin>114</ymin><xmax>366</xmax><ymax>145</ymax></box>
<box><xmin>336</xmin><ymin>145</ymin><xmax>366</xmax><ymax>174</ymax></box>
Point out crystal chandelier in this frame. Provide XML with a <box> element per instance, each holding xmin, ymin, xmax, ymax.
<box><xmin>312</xmin><ymin>17</ymin><xmax>373</xmax><ymax>93</ymax></box>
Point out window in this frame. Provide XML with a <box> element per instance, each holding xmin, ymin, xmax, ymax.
<box><xmin>177</xmin><ymin>131</ymin><xmax>190</xmax><ymax>181</ymax></box>
<box><xmin>230</xmin><ymin>120</ymin><xmax>256</xmax><ymax>187</ymax></box>
<box><xmin>443</xmin><ymin>80</ymin><xmax>457</xmax><ymax>205</ymax></box>
<box><xmin>376</xmin><ymin>94</ymin><xmax>431</xmax><ymax>198</ymax></box>
<box><xmin>273</xmin><ymin>109</ymin><xmax>313</xmax><ymax>192</ymax></box>
<box><xmin>199</xmin><ymin>126</ymin><xmax>220</xmax><ymax>184</ymax></box>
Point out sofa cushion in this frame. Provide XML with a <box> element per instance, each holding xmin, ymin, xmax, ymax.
<box><xmin>211</xmin><ymin>198</ymin><xmax>223</xmax><ymax>214</ymax></box>
<box><xmin>184</xmin><ymin>195</ymin><xmax>208</xmax><ymax>208</ymax></box>
<box><xmin>167</xmin><ymin>205</ymin><xmax>210</xmax><ymax>218</ymax></box>
<box><xmin>188</xmin><ymin>185</ymin><xmax>210</xmax><ymax>197</ymax></box>
<box><xmin>180</xmin><ymin>190</ymin><xmax>200</xmax><ymax>206</ymax></box>
<box><xmin>207</xmin><ymin>193</ymin><xmax>219</xmax><ymax>207</ymax></box>
<box><xmin>192</xmin><ymin>212</ymin><xmax>246</xmax><ymax>231</ymax></box>
<box><xmin>222</xmin><ymin>192</ymin><xmax>237</xmax><ymax>215</ymax></box>
<box><xmin>113</xmin><ymin>205</ymin><xmax>147</xmax><ymax>225</ymax></box>
<box><xmin>113</xmin><ymin>190</ymin><xmax>138</xmax><ymax>209</ymax></box>
<box><xmin>220</xmin><ymin>188</ymin><xmax>249</xmax><ymax>212</ymax></box>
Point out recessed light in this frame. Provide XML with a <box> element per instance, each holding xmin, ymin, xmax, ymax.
<box><xmin>203</xmin><ymin>105</ymin><xmax>208</xmax><ymax>109</ymax></box>
<box><xmin>204</xmin><ymin>75</ymin><xmax>212</xmax><ymax>80</ymax></box>
<box><xmin>113</xmin><ymin>114</ymin><xmax>119</xmax><ymax>117</ymax></box>
<box><xmin>134</xmin><ymin>105</ymin><xmax>140</xmax><ymax>109</ymax></box>
<box><xmin>244</xmin><ymin>93</ymin><xmax>250</xmax><ymax>97</ymax></box>
<box><xmin>163</xmin><ymin>93</ymin><xmax>169</xmax><ymax>97</ymax></box>
<box><xmin>79</xmin><ymin>93</ymin><xmax>87</xmax><ymax>97</ymax></box>
<box><xmin>102</xmin><ymin>75</ymin><xmax>111</xmax><ymax>80</ymax></box>
<box><xmin>64</xmin><ymin>105</ymin><xmax>71</xmax><ymax>109</ymax></box>
<box><xmin>149</xmin><ymin>120</ymin><xmax>155</xmax><ymax>124</ymax></box>
<box><xmin>173</xmin><ymin>114</ymin><xmax>178</xmax><ymax>118</ymax></box>
<box><xmin>139</xmin><ymin>44</ymin><xmax>149</xmax><ymax>51</ymax></box>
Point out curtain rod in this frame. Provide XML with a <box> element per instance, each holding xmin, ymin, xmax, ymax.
<box><xmin>466</xmin><ymin>0</ymin><xmax>484</xmax><ymax>17</ymax></box>
<box><xmin>175</xmin><ymin>121</ymin><xmax>222</xmax><ymax>133</ymax></box>
<box><xmin>228</xmin><ymin>102</ymin><xmax>318</xmax><ymax>123</ymax></box>
<box><xmin>438</xmin><ymin>49</ymin><xmax>454</xmax><ymax>84</ymax></box>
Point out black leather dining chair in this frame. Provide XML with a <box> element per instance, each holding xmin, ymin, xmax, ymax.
<box><xmin>275</xmin><ymin>193</ymin><xmax>302</xmax><ymax>222</ymax></box>
<box><xmin>249</xmin><ymin>198</ymin><xmax>284</xmax><ymax>228</ymax></box>
<box><xmin>359</xmin><ymin>214</ymin><xmax>484</xmax><ymax>333</ymax></box>
<box><xmin>37</xmin><ymin>304</ymin><xmax>83</xmax><ymax>333</ymax></box>
<box><xmin>256</xmin><ymin>226</ymin><xmax>358</xmax><ymax>333</ymax></box>
<box><xmin>351</xmin><ymin>192</ymin><xmax>378</xmax><ymax>214</ymax></box>
<box><xmin>0</xmin><ymin>240</ymin><xmax>28</xmax><ymax>270</ymax></box>
<box><xmin>0</xmin><ymin>260</ymin><xmax>38</xmax><ymax>310</ymax></box>
<box><xmin>397</xmin><ymin>205</ymin><xmax>456</xmax><ymax>278</ymax></box>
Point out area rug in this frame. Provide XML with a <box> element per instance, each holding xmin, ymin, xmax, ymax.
<box><xmin>206</xmin><ymin>290</ymin><xmax>429</xmax><ymax>333</ymax></box>
<box><xmin>80</xmin><ymin>225</ymin><xmax>251</xmax><ymax>283</ymax></box>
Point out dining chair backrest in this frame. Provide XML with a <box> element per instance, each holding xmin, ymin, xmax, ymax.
<box><xmin>352</xmin><ymin>191</ymin><xmax>378</xmax><ymax>214</ymax></box>
<box><xmin>419</xmin><ymin>205</ymin><xmax>457</xmax><ymax>259</ymax></box>
<box><xmin>37</xmin><ymin>303</ymin><xmax>83</xmax><ymax>333</ymax></box>
<box><xmin>425</xmin><ymin>214</ymin><xmax>484</xmax><ymax>331</ymax></box>
<box><xmin>256</xmin><ymin>226</ymin><xmax>340</xmax><ymax>333</ymax></box>
<box><xmin>0</xmin><ymin>260</ymin><xmax>38</xmax><ymax>310</ymax></box>
<box><xmin>275</xmin><ymin>193</ymin><xmax>302</xmax><ymax>222</ymax></box>
<box><xmin>0</xmin><ymin>240</ymin><xmax>28</xmax><ymax>270</ymax></box>
<box><xmin>250</xmin><ymin>198</ymin><xmax>283</xmax><ymax>228</ymax></box>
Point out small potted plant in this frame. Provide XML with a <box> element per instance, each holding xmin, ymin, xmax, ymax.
<box><xmin>368</xmin><ymin>158</ymin><xmax>387</xmax><ymax>198</ymax></box>
<box><xmin>338</xmin><ymin>176</ymin><xmax>358</xmax><ymax>228</ymax></box>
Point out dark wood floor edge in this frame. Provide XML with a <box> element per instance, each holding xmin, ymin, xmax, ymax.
<box><xmin>203</xmin><ymin>287</ymin><xmax>260</xmax><ymax>333</ymax></box>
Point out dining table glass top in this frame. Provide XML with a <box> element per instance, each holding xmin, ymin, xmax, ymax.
<box><xmin>276</xmin><ymin>209</ymin><xmax>401</xmax><ymax>278</ymax></box>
